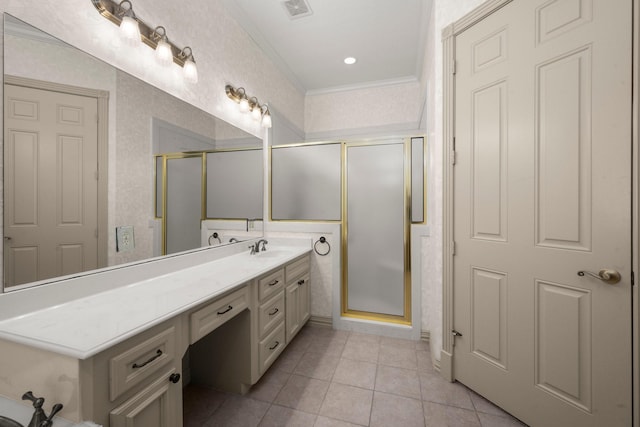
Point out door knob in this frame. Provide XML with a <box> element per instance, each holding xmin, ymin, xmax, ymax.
<box><xmin>577</xmin><ymin>269</ymin><xmax>621</xmax><ymax>285</ymax></box>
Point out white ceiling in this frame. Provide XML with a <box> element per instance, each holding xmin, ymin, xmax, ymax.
<box><xmin>223</xmin><ymin>0</ymin><xmax>432</xmax><ymax>94</ymax></box>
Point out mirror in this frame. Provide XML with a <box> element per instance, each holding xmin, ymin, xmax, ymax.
<box><xmin>2</xmin><ymin>14</ymin><xmax>263</xmax><ymax>291</ymax></box>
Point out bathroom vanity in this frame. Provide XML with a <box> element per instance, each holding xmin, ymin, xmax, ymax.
<box><xmin>0</xmin><ymin>243</ymin><xmax>311</xmax><ymax>427</ymax></box>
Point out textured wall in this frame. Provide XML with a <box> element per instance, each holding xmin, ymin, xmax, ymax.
<box><xmin>422</xmin><ymin>0</ymin><xmax>490</xmax><ymax>362</ymax></box>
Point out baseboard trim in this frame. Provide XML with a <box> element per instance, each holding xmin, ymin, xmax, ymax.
<box><xmin>420</xmin><ymin>330</ymin><xmax>430</xmax><ymax>343</ymax></box>
<box><xmin>309</xmin><ymin>315</ymin><xmax>333</xmax><ymax>328</ymax></box>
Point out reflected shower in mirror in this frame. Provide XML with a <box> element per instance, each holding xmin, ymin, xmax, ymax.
<box><xmin>2</xmin><ymin>14</ymin><xmax>263</xmax><ymax>291</ymax></box>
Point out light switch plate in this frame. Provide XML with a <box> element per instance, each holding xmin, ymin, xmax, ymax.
<box><xmin>116</xmin><ymin>225</ymin><xmax>135</xmax><ymax>252</ymax></box>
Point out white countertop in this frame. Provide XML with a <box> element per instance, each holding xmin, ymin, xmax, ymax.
<box><xmin>0</xmin><ymin>246</ymin><xmax>310</xmax><ymax>360</ymax></box>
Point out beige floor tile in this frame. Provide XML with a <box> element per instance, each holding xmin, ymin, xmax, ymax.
<box><xmin>347</xmin><ymin>332</ymin><xmax>381</xmax><ymax>346</ymax></box>
<box><xmin>274</xmin><ymin>374</ymin><xmax>330</xmax><ymax>414</ymax></box>
<box><xmin>378</xmin><ymin>344</ymin><xmax>418</xmax><ymax>370</ymax></box>
<box><xmin>379</xmin><ymin>336</ymin><xmax>416</xmax><ymax>349</ymax></box>
<box><xmin>183</xmin><ymin>384</ymin><xmax>228</xmax><ymax>427</ymax></box>
<box><xmin>415</xmin><ymin>339</ymin><xmax>430</xmax><ymax>351</ymax></box>
<box><xmin>333</xmin><ymin>357</ymin><xmax>377</xmax><ymax>389</ymax></box>
<box><xmin>469</xmin><ymin>390</ymin><xmax>511</xmax><ymax>417</ymax></box>
<box><xmin>416</xmin><ymin>350</ymin><xmax>436</xmax><ymax>373</ymax></box>
<box><xmin>341</xmin><ymin>340</ymin><xmax>379</xmax><ymax>364</ymax></box>
<box><xmin>203</xmin><ymin>395</ymin><xmax>270</xmax><ymax>427</ymax></box>
<box><xmin>420</xmin><ymin>372</ymin><xmax>474</xmax><ymax>410</ymax></box>
<box><xmin>258</xmin><ymin>404</ymin><xmax>318</xmax><ymax>427</ymax></box>
<box><xmin>314</xmin><ymin>416</ymin><xmax>363</xmax><ymax>427</ymax></box>
<box><xmin>423</xmin><ymin>401</ymin><xmax>481</xmax><ymax>427</ymax></box>
<box><xmin>294</xmin><ymin>351</ymin><xmax>340</xmax><ymax>381</ymax></box>
<box><xmin>271</xmin><ymin>346</ymin><xmax>306</xmax><ymax>373</ymax></box>
<box><xmin>374</xmin><ymin>364</ymin><xmax>421</xmax><ymax>399</ymax></box>
<box><xmin>370</xmin><ymin>391</ymin><xmax>425</xmax><ymax>427</ymax></box>
<box><xmin>247</xmin><ymin>368</ymin><xmax>291</xmax><ymax>403</ymax></box>
<box><xmin>319</xmin><ymin>382</ymin><xmax>373</xmax><ymax>426</ymax></box>
<box><xmin>477</xmin><ymin>412</ymin><xmax>529</xmax><ymax>427</ymax></box>
<box><xmin>307</xmin><ymin>336</ymin><xmax>346</xmax><ymax>358</ymax></box>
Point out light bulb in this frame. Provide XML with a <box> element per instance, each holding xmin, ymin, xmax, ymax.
<box><xmin>239</xmin><ymin>97</ymin><xmax>250</xmax><ymax>113</ymax></box>
<box><xmin>261</xmin><ymin>111</ymin><xmax>272</xmax><ymax>128</ymax></box>
<box><xmin>120</xmin><ymin>16</ymin><xmax>141</xmax><ymax>45</ymax></box>
<box><xmin>183</xmin><ymin>58</ymin><xmax>198</xmax><ymax>83</ymax></box>
<box><xmin>156</xmin><ymin>39</ymin><xmax>173</xmax><ymax>66</ymax></box>
<box><xmin>251</xmin><ymin>106</ymin><xmax>262</xmax><ymax>121</ymax></box>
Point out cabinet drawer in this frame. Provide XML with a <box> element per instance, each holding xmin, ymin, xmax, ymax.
<box><xmin>190</xmin><ymin>286</ymin><xmax>249</xmax><ymax>344</ymax></box>
<box><xmin>109</xmin><ymin>327</ymin><xmax>176</xmax><ymax>401</ymax></box>
<box><xmin>285</xmin><ymin>255</ymin><xmax>310</xmax><ymax>282</ymax></box>
<box><xmin>257</xmin><ymin>268</ymin><xmax>284</xmax><ymax>302</ymax></box>
<box><xmin>258</xmin><ymin>291</ymin><xmax>285</xmax><ymax>337</ymax></box>
<box><xmin>259</xmin><ymin>322</ymin><xmax>286</xmax><ymax>375</ymax></box>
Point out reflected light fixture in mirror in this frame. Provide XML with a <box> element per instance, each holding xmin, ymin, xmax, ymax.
<box><xmin>225</xmin><ymin>84</ymin><xmax>272</xmax><ymax>128</ymax></box>
<box><xmin>92</xmin><ymin>0</ymin><xmax>198</xmax><ymax>82</ymax></box>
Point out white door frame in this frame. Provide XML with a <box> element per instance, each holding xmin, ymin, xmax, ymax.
<box><xmin>3</xmin><ymin>75</ymin><xmax>109</xmax><ymax>286</ymax></box>
<box><xmin>440</xmin><ymin>1</ymin><xmax>639</xmax><ymax>426</ymax></box>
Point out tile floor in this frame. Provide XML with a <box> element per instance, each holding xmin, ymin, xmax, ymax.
<box><xmin>183</xmin><ymin>324</ymin><xmax>528</xmax><ymax>427</ymax></box>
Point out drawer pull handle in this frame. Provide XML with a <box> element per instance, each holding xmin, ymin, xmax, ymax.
<box><xmin>217</xmin><ymin>305</ymin><xmax>233</xmax><ymax>315</ymax></box>
<box><xmin>298</xmin><ymin>279</ymin><xmax>305</xmax><ymax>285</ymax></box>
<box><xmin>169</xmin><ymin>373</ymin><xmax>181</xmax><ymax>384</ymax></box>
<box><xmin>268</xmin><ymin>279</ymin><xmax>279</xmax><ymax>287</ymax></box>
<box><xmin>269</xmin><ymin>341</ymin><xmax>280</xmax><ymax>351</ymax></box>
<box><xmin>268</xmin><ymin>308</ymin><xmax>279</xmax><ymax>316</ymax></box>
<box><xmin>132</xmin><ymin>349</ymin><xmax>162</xmax><ymax>369</ymax></box>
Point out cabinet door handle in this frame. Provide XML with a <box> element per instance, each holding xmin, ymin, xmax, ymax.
<box><xmin>132</xmin><ymin>349</ymin><xmax>162</xmax><ymax>369</ymax></box>
<box><xmin>298</xmin><ymin>279</ymin><xmax>305</xmax><ymax>285</ymax></box>
<box><xmin>169</xmin><ymin>373</ymin><xmax>181</xmax><ymax>384</ymax></box>
<box><xmin>268</xmin><ymin>279</ymin><xmax>279</xmax><ymax>287</ymax></box>
<box><xmin>269</xmin><ymin>341</ymin><xmax>280</xmax><ymax>351</ymax></box>
<box><xmin>217</xmin><ymin>305</ymin><xmax>233</xmax><ymax>315</ymax></box>
<box><xmin>268</xmin><ymin>307</ymin><xmax>279</xmax><ymax>316</ymax></box>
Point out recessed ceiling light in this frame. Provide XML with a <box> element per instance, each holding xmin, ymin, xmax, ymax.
<box><xmin>344</xmin><ymin>57</ymin><xmax>357</xmax><ymax>65</ymax></box>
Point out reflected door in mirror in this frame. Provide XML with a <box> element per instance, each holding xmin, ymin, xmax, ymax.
<box><xmin>4</xmin><ymin>83</ymin><xmax>99</xmax><ymax>287</ymax></box>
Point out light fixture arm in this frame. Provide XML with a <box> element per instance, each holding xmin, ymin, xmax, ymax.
<box><xmin>91</xmin><ymin>0</ymin><xmax>193</xmax><ymax>67</ymax></box>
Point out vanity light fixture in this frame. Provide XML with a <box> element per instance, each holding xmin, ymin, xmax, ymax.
<box><xmin>151</xmin><ymin>26</ymin><xmax>173</xmax><ymax>66</ymax></box>
<box><xmin>179</xmin><ymin>47</ymin><xmax>198</xmax><ymax>83</ymax></box>
<box><xmin>117</xmin><ymin>0</ymin><xmax>140</xmax><ymax>45</ymax></box>
<box><xmin>91</xmin><ymin>0</ymin><xmax>198</xmax><ymax>82</ymax></box>
<box><xmin>225</xmin><ymin>85</ymin><xmax>272</xmax><ymax>128</ymax></box>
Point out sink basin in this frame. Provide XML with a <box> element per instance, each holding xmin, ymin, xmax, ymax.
<box><xmin>0</xmin><ymin>416</ymin><xmax>23</xmax><ymax>427</ymax></box>
<box><xmin>255</xmin><ymin>249</ymin><xmax>289</xmax><ymax>259</ymax></box>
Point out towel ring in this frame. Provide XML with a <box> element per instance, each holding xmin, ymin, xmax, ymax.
<box><xmin>314</xmin><ymin>236</ymin><xmax>330</xmax><ymax>256</ymax></box>
<box><xmin>208</xmin><ymin>232</ymin><xmax>221</xmax><ymax>246</ymax></box>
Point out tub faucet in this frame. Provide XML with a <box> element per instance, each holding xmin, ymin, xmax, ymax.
<box><xmin>22</xmin><ymin>391</ymin><xmax>63</xmax><ymax>427</ymax></box>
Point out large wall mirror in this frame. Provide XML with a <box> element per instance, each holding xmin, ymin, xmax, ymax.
<box><xmin>2</xmin><ymin>14</ymin><xmax>263</xmax><ymax>291</ymax></box>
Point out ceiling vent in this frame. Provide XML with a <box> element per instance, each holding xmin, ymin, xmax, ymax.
<box><xmin>282</xmin><ymin>0</ymin><xmax>313</xmax><ymax>19</ymax></box>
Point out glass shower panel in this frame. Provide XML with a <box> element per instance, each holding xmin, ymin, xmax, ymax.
<box><xmin>206</xmin><ymin>149</ymin><xmax>263</xmax><ymax>219</ymax></box>
<box><xmin>346</xmin><ymin>143</ymin><xmax>406</xmax><ymax>316</ymax></box>
<box><xmin>165</xmin><ymin>156</ymin><xmax>202</xmax><ymax>254</ymax></box>
<box><xmin>271</xmin><ymin>143</ymin><xmax>342</xmax><ymax>221</ymax></box>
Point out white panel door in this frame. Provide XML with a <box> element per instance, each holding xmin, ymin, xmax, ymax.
<box><xmin>4</xmin><ymin>84</ymin><xmax>98</xmax><ymax>287</ymax></box>
<box><xmin>452</xmin><ymin>0</ymin><xmax>632</xmax><ymax>426</ymax></box>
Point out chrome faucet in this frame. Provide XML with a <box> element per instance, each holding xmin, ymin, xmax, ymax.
<box><xmin>256</xmin><ymin>239</ymin><xmax>268</xmax><ymax>252</ymax></box>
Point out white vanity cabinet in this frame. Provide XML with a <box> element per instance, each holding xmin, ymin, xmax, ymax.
<box><xmin>0</xmin><ymin>245</ymin><xmax>312</xmax><ymax>427</ymax></box>
<box><xmin>84</xmin><ymin>317</ymin><xmax>184</xmax><ymax>427</ymax></box>
<box><xmin>255</xmin><ymin>268</ymin><xmax>286</xmax><ymax>376</ymax></box>
<box><xmin>285</xmin><ymin>255</ymin><xmax>311</xmax><ymax>342</ymax></box>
